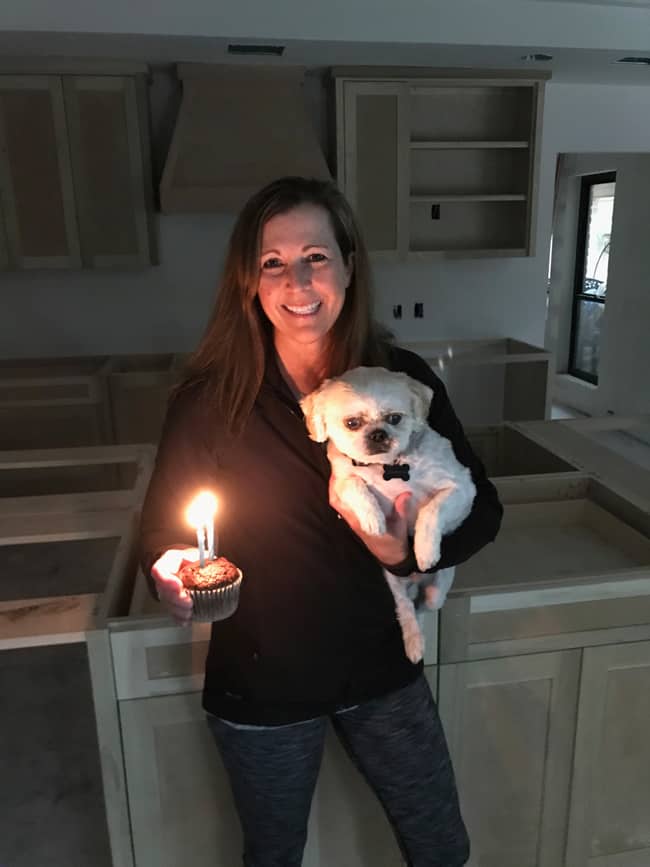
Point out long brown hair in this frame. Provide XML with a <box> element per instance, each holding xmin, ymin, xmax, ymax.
<box><xmin>179</xmin><ymin>176</ymin><xmax>389</xmax><ymax>434</ymax></box>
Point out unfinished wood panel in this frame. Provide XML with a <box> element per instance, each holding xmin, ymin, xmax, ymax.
<box><xmin>0</xmin><ymin>75</ymin><xmax>81</xmax><ymax>268</ymax></box>
<box><xmin>0</xmin><ymin>593</ymin><xmax>98</xmax><ymax>649</ymax></box>
<box><xmin>341</xmin><ymin>81</ymin><xmax>402</xmax><ymax>255</ymax></box>
<box><xmin>410</xmin><ymin>84</ymin><xmax>534</xmax><ymax>142</ymax></box>
<box><xmin>403</xmin><ymin>338</ymin><xmax>551</xmax><ymax>426</ymax></box>
<box><xmin>0</xmin><ymin>355</ymin><xmax>112</xmax><ymax>450</ymax></box>
<box><xmin>0</xmin><ymin>199</ymin><xmax>9</xmax><ymax>268</ymax></box>
<box><xmin>410</xmin><ymin>146</ymin><xmax>529</xmax><ymax>197</ymax></box>
<box><xmin>566</xmin><ymin>641</ymin><xmax>650</xmax><ymax>867</ymax></box>
<box><xmin>0</xmin><ymin>536</ymin><xmax>119</xmax><ymax>601</ymax></box>
<box><xmin>0</xmin><ymin>643</ymin><xmax>112</xmax><ymax>866</ymax></box>
<box><xmin>466</xmin><ymin>425</ymin><xmax>577</xmax><ymax>478</ymax></box>
<box><xmin>409</xmin><ymin>199</ymin><xmax>527</xmax><ymax>254</ymax></box>
<box><xmin>107</xmin><ymin>353</ymin><xmax>176</xmax><ymax>444</ymax></box>
<box><xmin>64</xmin><ymin>75</ymin><xmax>154</xmax><ymax>267</ymax></box>
<box><xmin>439</xmin><ymin>650</ymin><xmax>580</xmax><ymax>867</ymax></box>
<box><xmin>111</xmin><ymin>621</ymin><xmax>211</xmax><ymax>700</ymax></box>
<box><xmin>458</xmin><ymin>499</ymin><xmax>650</xmax><ymax>595</ymax></box>
<box><xmin>86</xmin><ymin>628</ymin><xmax>135</xmax><ymax>867</ymax></box>
<box><xmin>503</xmin><ymin>359</ymin><xmax>550</xmax><ymax>421</ymax></box>
<box><xmin>516</xmin><ymin>420</ymin><xmax>650</xmax><ymax>514</ymax></box>
<box><xmin>120</xmin><ymin>692</ymin><xmax>242</xmax><ymax>867</ymax></box>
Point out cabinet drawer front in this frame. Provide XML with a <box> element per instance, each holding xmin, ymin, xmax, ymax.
<box><xmin>441</xmin><ymin>577</ymin><xmax>650</xmax><ymax>662</ymax></box>
<box><xmin>111</xmin><ymin>623</ymin><xmax>211</xmax><ymax>699</ymax></box>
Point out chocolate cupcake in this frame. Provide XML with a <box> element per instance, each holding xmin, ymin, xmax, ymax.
<box><xmin>179</xmin><ymin>556</ymin><xmax>242</xmax><ymax>622</ymax></box>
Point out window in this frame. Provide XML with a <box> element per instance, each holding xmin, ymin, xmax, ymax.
<box><xmin>569</xmin><ymin>172</ymin><xmax>616</xmax><ymax>384</ymax></box>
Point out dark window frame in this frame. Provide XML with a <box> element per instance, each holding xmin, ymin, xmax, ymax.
<box><xmin>569</xmin><ymin>171</ymin><xmax>616</xmax><ymax>385</ymax></box>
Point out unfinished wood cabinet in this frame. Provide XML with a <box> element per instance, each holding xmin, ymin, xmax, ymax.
<box><xmin>119</xmin><ymin>692</ymin><xmax>242</xmax><ymax>867</ymax></box>
<box><xmin>516</xmin><ymin>416</ymin><xmax>650</xmax><ymax>514</ymax></box>
<box><xmin>402</xmin><ymin>337</ymin><xmax>552</xmax><ymax>425</ymax></box>
<box><xmin>565</xmin><ymin>640</ymin><xmax>650</xmax><ymax>867</ymax></box>
<box><xmin>0</xmin><ymin>355</ymin><xmax>113</xmax><ymax>450</ymax></box>
<box><xmin>334</xmin><ymin>68</ymin><xmax>547</xmax><ymax>260</ymax></box>
<box><xmin>0</xmin><ymin>70</ymin><xmax>155</xmax><ymax>270</ymax></box>
<box><xmin>106</xmin><ymin>353</ymin><xmax>178</xmax><ymax>444</ymax></box>
<box><xmin>439</xmin><ymin>650</ymin><xmax>580</xmax><ymax>867</ymax></box>
<box><xmin>63</xmin><ymin>75</ymin><xmax>155</xmax><ymax>267</ymax></box>
<box><xmin>0</xmin><ymin>75</ymin><xmax>81</xmax><ymax>268</ymax></box>
<box><xmin>0</xmin><ymin>446</ymin><xmax>153</xmax><ymax>867</ymax></box>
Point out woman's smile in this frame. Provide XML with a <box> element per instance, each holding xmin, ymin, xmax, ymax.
<box><xmin>281</xmin><ymin>300</ymin><xmax>322</xmax><ymax>317</ymax></box>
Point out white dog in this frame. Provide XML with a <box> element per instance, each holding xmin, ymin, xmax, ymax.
<box><xmin>301</xmin><ymin>366</ymin><xmax>476</xmax><ymax>663</ymax></box>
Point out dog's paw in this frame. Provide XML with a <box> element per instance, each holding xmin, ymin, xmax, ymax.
<box><xmin>413</xmin><ymin>537</ymin><xmax>440</xmax><ymax>573</ymax></box>
<box><xmin>404</xmin><ymin>628</ymin><xmax>425</xmax><ymax>664</ymax></box>
<box><xmin>358</xmin><ymin>509</ymin><xmax>386</xmax><ymax>536</ymax></box>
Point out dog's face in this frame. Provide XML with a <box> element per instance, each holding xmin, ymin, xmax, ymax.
<box><xmin>301</xmin><ymin>367</ymin><xmax>433</xmax><ymax>464</ymax></box>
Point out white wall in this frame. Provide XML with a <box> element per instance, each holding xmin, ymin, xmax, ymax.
<box><xmin>549</xmin><ymin>152</ymin><xmax>650</xmax><ymax>416</ymax></box>
<box><xmin>543</xmin><ymin>83</ymin><xmax>650</xmax><ymax>416</ymax></box>
<box><xmin>3</xmin><ymin>0</ymin><xmax>650</xmax><ymax>52</ymax></box>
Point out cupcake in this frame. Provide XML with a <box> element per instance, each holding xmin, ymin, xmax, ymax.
<box><xmin>179</xmin><ymin>556</ymin><xmax>242</xmax><ymax>622</ymax></box>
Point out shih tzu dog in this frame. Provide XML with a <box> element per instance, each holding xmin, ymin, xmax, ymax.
<box><xmin>301</xmin><ymin>366</ymin><xmax>476</xmax><ymax>663</ymax></box>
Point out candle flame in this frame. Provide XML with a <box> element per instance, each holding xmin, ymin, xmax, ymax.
<box><xmin>186</xmin><ymin>491</ymin><xmax>218</xmax><ymax>528</ymax></box>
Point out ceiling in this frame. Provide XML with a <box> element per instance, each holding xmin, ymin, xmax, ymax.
<box><xmin>1</xmin><ymin>30</ymin><xmax>650</xmax><ymax>85</ymax></box>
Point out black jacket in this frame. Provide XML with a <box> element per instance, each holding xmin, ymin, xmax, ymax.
<box><xmin>139</xmin><ymin>346</ymin><xmax>503</xmax><ymax>725</ymax></box>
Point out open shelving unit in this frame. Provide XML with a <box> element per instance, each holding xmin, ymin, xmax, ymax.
<box><xmin>334</xmin><ymin>68</ymin><xmax>548</xmax><ymax>259</ymax></box>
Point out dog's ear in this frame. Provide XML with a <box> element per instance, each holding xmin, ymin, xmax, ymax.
<box><xmin>300</xmin><ymin>385</ymin><xmax>329</xmax><ymax>442</ymax></box>
<box><xmin>408</xmin><ymin>378</ymin><xmax>434</xmax><ymax>422</ymax></box>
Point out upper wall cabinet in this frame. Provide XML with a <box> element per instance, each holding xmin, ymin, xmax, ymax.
<box><xmin>0</xmin><ymin>72</ymin><xmax>155</xmax><ymax>270</ymax></box>
<box><xmin>0</xmin><ymin>75</ymin><xmax>81</xmax><ymax>269</ymax></box>
<box><xmin>333</xmin><ymin>68</ymin><xmax>549</xmax><ymax>261</ymax></box>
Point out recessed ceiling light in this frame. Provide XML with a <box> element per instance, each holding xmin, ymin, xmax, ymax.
<box><xmin>227</xmin><ymin>43</ymin><xmax>285</xmax><ymax>57</ymax></box>
<box><xmin>616</xmin><ymin>56</ymin><xmax>650</xmax><ymax>65</ymax></box>
<box><xmin>521</xmin><ymin>53</ymin><xmax>553</xmax><ymax>62</ymax></box>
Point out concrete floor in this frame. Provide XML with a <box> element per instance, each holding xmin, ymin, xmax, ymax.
<box><xmin>0</xmin><ymin>643</ymin><xmax>113</xmax><ymax>867</ymax></box>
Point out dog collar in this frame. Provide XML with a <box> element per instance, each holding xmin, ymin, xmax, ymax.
<box><xmin>351</xmin><ymin>458</ymin><xmax>410</xmax><ymax>482</ymax></box>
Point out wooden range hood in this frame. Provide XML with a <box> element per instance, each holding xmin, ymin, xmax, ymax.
<box><xmin>160</xmin><ymin>64</ymin><xmax>331</xmax><ymax>213</ymax></box>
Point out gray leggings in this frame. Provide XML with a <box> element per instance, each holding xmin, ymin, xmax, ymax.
<box><xmin>207</xmin><ymin>674</ymin><xmax>469</xmax><ymax>867</ymax></box>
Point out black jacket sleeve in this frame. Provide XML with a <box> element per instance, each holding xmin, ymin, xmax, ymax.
<box><xmin>382</xmin><ymin>349</ymin><xmax>503</xmax><ymax>576</ymax></box>
<box><xmin>138</xmin><ymin>386</ymin><xmax>220</xmax><ymax>596</ymax></box>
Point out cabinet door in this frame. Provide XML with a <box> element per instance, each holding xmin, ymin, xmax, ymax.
<box><xmin>63</xmin><ymin>75</ymin><xmax>155</xmax><ymax>267</ymax></box>
<box><xmin>0</xmin><ymin>75</ymin><xmax>81</xmax><ymax>268</ymax></box>
<box><xmin>336</xmin><ymin>80</ymin><xmax>407</xmax><ymax>259</ymax></box>
<box><xmin>566</xmin><ymin>640</ymin><xmax>650</xmax><ymax>867</ymax></box>
<box><xmin>0</xmin><ymin>200</ymin><xmax>8</xmax><ymax>269</ymax></box>
<box><xmin>120</xmin><ymin>692</ymin><xmax>242</xmax><ymax>867</ymax></box>
<box><xmin>439</xmin><ymin>650</ymin><xmax>580</xmax><ymax>867</ymax></box>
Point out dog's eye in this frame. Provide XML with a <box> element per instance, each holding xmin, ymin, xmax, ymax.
<box><xmin>345</xmin><ymin>417</ymin><xmax>362</xmax><ymax>430</ymax></box>
<box><xmin>386</xmin><ymin>413</ymin><xmax>403</xmax><ymax>426</ymax></box>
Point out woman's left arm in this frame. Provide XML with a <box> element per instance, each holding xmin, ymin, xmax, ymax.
<box><xmin>375</xmin><ymin>354</ymin><xmax>503</xmax><ymax>577</ymax></box>
<box><xmin>425</xmin><ymin>374</ymin><xmax>503</xmax><ymax>570</ymax></box>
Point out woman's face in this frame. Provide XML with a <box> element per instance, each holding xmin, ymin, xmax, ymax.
<box><xmin>257</xmin><ymin>203</ymin><xmax>352</xmax><ymax>355</ymax></box>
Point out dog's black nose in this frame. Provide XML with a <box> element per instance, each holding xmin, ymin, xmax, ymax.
<box><xmin>368</xmin><ymin>428</ymin><xmax>388</xmax><ymax>444</ymax></box>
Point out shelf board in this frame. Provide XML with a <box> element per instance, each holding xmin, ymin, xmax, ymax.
<box><xmin>407</xmin><ymin>247</ymin><xmax>528</xmax><ymax>260</ymax></box>
<box><xmin>410</xmin><ymin>193</ymin><xmax>527</xmax><ymax>203</ymax></box>
<box><xmin>410</xmin><ymin>140</ymin><xmax>529</xmax><ymax>150</ymax></box>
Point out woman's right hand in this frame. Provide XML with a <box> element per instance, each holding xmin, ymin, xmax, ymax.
<box><xmin>150</xmin><ymin>548</ymin><xmax>197</xmax><ymax>625</ymax></box>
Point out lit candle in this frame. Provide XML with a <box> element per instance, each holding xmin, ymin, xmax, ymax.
<box><xmin>186</xmin><ymin>492</ymin><xmax>218</xmax><ymax>568</ymax></box>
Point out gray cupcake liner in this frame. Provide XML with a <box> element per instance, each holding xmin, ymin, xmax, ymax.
<box><xmin>188</xmin><ymin>569</ymin><xmax>242</xmax><ymax>622</ymax></box>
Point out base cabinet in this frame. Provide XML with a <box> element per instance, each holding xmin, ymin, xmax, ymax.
<box><xmin>566</xmin><ymin>640</ymin><xmax>650</xmax><ymax>867</ymax></box>
<box><xmin>120</xmin><ymin>693</ymin><xmax>242</xmax><ymax>867</ymax></box>
<box><xmin>439</xmin><ymin>651</ymin><xmax>581</xmax><ymax>867</ymax></box>
<box><xmin>119</xmin><ymin>685</ymin><xmax>427</xmax><ymax>867</ymax></box>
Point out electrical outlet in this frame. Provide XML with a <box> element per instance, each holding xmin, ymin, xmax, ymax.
<box><xmin>414</xmin><ymin>302</ymin><xmax>424</xmax><ymax>318</ymax></box>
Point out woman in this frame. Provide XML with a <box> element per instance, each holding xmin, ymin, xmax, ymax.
<box><xmin>139</xmin><ymin>176</ymin><xmax>502</xmax><ymax>867</ymax></box>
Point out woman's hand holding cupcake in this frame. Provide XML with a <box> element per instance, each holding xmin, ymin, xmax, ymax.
<box><xmin>151</xmin><ymin>548</ymin><xmax>198</xmax><ymax>625</ymax></box>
